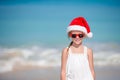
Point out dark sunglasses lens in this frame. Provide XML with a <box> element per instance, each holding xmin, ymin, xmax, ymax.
<box><xmin>71</xmin><ymin>34</ymin><xmax>84</xmax><ymax>38</ymax></box>
<box><xmin>79</xmin><ymin>34</ymin><xmax>84</xmax><ymax>38</ymax></box>
<box><xmin>71</xmin><ymin>34</ymin><xmax>76</xmax><ymax>38</ymax></box>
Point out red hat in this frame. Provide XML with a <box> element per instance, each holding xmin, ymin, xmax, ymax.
<box><xmin>67</xmin><ymin>17</ymin><xmax>93</xmax><ymax>38</ymax></box>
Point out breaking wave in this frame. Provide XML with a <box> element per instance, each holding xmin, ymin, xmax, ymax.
<box><xmin>0</xmin><ymin>43</ymin><xmax>120</xmax><ymax>73</ymax></box>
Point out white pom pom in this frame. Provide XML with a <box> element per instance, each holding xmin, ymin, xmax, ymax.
<box><xmin>87</xmin><ymin>32</ymin><xmax>93</xmax><ymax>38</ymax></box>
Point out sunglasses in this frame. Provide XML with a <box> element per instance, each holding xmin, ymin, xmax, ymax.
<box><xmin>70</xmin><ymin>34</ymin><xmax>84</xmax><ymax>38</ymax></box>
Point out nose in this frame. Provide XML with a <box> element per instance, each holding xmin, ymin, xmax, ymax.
<box><xmin>76</xmin><ymin>35</ymin><xmax>79</xmax><ymax>38</ymax></box>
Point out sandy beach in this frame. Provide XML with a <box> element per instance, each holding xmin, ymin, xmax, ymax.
<box><xmin>95</xmin><ymin>66</ymin><xmax>120</xmax><ymax>80</ymax></box>
<box><xmin>0</xmin><ymin>65</ymin><xmax>120</xmax><ymax>80</ymax></box>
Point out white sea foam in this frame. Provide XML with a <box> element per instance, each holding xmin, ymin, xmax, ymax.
<box><xmin>94</xmin><ymin>51</ymin><xmax>120</xmax><ymax>66</ymax></box>
<box><xmin>0</xmin><ymin>43</ymin><xmax>120</xmax><ymax>73</ymax></box>
<box><xmin>0</xmin><ymin>61</ymin><xmax>13</xmax><ymax>73</ymax></box>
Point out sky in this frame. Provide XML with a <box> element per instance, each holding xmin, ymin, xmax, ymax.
<box><xmin>0</xmin><ymin>0</ymin><xmax>120</xmax><ymax>47</ymax></box>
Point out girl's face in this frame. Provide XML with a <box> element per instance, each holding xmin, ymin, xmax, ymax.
<box><xmin>69</xmin><ymin>31</ymin><xmax>85</xmax><ymax>45</ymax></box>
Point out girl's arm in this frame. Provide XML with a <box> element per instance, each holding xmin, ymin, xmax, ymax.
<box><xmin>60</xmin><ymin>48</ymin><xmax>68</xmax><ymax>80</ymax></box>
<box><xmin>88</xmin><ymin>48</ymin><xmax>96</xmax><ymax>80</ymax></box>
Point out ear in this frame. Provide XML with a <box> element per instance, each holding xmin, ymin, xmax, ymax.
<box><xmin>68</xmin><ymin>32</ymin><xmax>72</xmax><ymax>37</ymax></box>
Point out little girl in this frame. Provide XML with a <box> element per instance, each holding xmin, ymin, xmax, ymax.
<box><xmin>61</xmin><ymin>17</ymin><xmax>95</xmax><ymax>80</ymax></box>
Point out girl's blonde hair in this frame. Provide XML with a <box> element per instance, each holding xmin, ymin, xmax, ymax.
<box><xmin>67</xmin><ymin>32</ymin><xmax>73</xmax><ymax>51</ymax></box>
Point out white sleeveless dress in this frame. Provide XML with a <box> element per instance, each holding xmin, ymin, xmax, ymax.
<box><xmin>66</xmin><ymin>46</ymin><xmax>93</xmax><ymax>80</ymax></box>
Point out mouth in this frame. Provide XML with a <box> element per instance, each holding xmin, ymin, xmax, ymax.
<box><xmin>74</xmin><ymin>39</ymin><xmax>81</xmax><ymax>42</ymax></box>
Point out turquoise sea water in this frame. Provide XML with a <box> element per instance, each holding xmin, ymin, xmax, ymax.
<box><xmin>0</xmin><ymin>0</ymin><xmax>120</xmax><ymax>47</ymax></box>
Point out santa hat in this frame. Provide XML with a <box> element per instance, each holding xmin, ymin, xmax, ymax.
<box><xmin>67</xmin><ymin>17</ymin><xmax>93</xmax><ymax>38</ymax></box>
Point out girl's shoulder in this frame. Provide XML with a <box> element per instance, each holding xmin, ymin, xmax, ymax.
<box><xmin>85</xmin><ymin>46</ymin><xmax>93</xmax><ymax>56</ymax></box>
<box><xmin>62</xmin><ymin>47</ymin><xmax>68</xmax><ymax>59</ymax></box>
<box><xmin>62</xmin><ymin>47</ymin><xmax>69</xmax><ymax>53</ymax></box>
<box><xmin>62</xmin><ymin>47</ymin><xmax>69</xmax><ymax>56</ymax></box>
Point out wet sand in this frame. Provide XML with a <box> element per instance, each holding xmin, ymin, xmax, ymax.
<box><xmin>95</xmin><ymin>66</ymin><xmax>120</xmax><ymax>80</ymax></box>
<box><xmin>0</xmin><ymin>66</ymin><xmax>120</xmax><ymax>80</ymax></box>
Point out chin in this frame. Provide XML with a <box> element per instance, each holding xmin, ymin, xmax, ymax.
<box><xmin>74</xmin><ymin>41</ymin><xmax>82</xmax><ymax>45</ymax></box>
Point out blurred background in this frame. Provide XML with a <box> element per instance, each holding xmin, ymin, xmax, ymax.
<box><xmin>0</xmin><ymin>0</ymin><xmax>120</xmax><ymax>80</ymax></box>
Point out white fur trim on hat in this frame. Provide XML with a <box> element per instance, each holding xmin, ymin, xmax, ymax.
<box><xmin>67</xmin><ymin>25</ymin><xmax>93</xmax><ymax>38</ymax></box>
<box><xmin>67</xmin><ymin>25</ymin><xmax>87</xmax><ymax>33</ymax></box>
